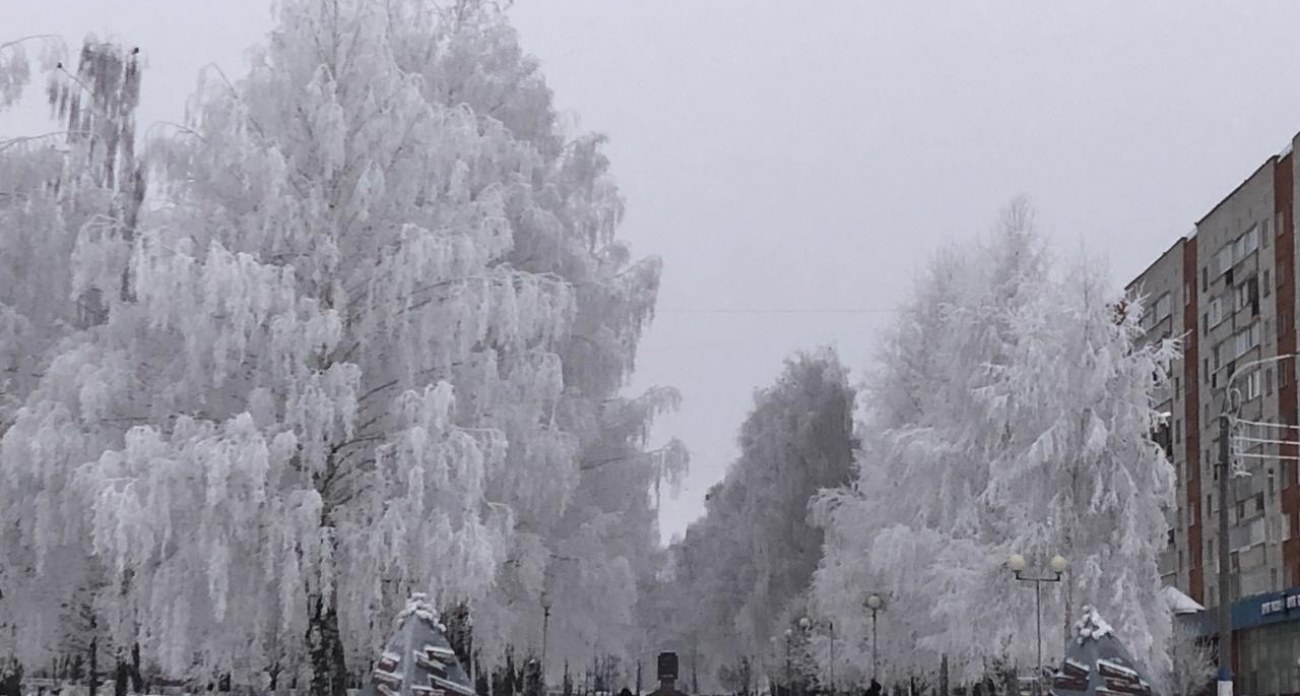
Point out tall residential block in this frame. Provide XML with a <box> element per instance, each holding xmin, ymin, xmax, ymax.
<box><xmin>1127</xmin><ymin>133</ymin><xmax>1300</xmax><ymax>695</ymax></box>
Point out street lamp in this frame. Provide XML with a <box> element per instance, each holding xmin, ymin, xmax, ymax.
<box><xmin>864</xmin><ymin>594</ymin><xmax>884</xmax><ymax>682</ymax></box>
<box><xmin>1007</xmin><ymin>553</ymin><xmax>1067</xmax><ymax>696</ymax></box>
<box><xmin>769</xmin><ymin>636</ymin><xmax>778</xmax><ymax>696</ymax></box>
<box><xmin>798</xmin><ymin>617</ymin><xmax>835</xmax><ymax>696</ymax></box>
<box><xmin>1216</xmin><ymin>352</ymin><xmax>1300</xmax><ymax>696</ymax></box>
<box><xmin>541</xmin><ymin>591</ymin><xmax>552</xmax><ymax>692</ymax></box>
<box><xmin>783</xmin><ymin>628</ymin><xmax>793</xmax><ymax>696</ymax></box>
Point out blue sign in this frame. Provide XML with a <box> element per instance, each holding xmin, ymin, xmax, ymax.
<box><xmin>1229</xmin><ymin>586</ymin><xmax>1300</xmax><ymax>631</ymax></box>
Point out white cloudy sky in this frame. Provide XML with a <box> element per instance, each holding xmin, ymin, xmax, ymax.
<box><xmin>7</xmin><ymin>1</ymin><xmax>1300</xmax><ymax>541</ymax></box>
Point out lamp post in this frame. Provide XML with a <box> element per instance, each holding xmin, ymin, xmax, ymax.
<box><xmin>1216</xmin><ymin>353</ymin><xmax>1300</xmax><ymax>696</ymax></box>
<box><xmin>797</xmin><ymin>617</ymin><xmax>835</xmax><ymax>696</ymax></box>
<box><xmin>829</xmin><ymin>620</ymin><xmax>834</xmax><ymax>696</ymax></box>
<box><xmin>784</xmin><ymin>628</ymin><xmax>793</xmax><ymax>696</ymax></box>
<box><xmin>865</xmin><ymin>594</ymin><xmax>884</xmax><ymax>682</ymax></box>
<box><xmin>1007</xmin><ymin>553</ymin><xmax>1068</xmax><ymax>696</ymax></box>
<box><xmin>541</xmin><ymin>592</ymin><xmax>551</xmax><ymax>692</ymax></box>
<box><xmin>769</xmin><ymin>637</ymin><xmax>777</xmax><ymax>696</ymax></box>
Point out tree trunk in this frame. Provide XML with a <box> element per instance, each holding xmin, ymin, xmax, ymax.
<box><xmin>115</xmin><ymin>659</ymin><xmax>130</xmax><ymax>696</ymax></box>
<box><xmin>0</xmin><ymin>660</ymin><xmax>22</xmax><ymax>696</ymax></box>
<box><xmin>306</xmin><ymin>593</ymin><xmax>348</xmax><ymax>696</ymax></box>
<box><xmin>130</xmin><ymin>643</ymin><xmax>144</xmax><ymax>693</ymax></box>
<box><xmin>89</xmin><ymin>634</ymin><xmax>98</xmax><ymax>696</ymax></box>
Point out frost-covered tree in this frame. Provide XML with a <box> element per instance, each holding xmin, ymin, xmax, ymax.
<box><xmin>643</xmin><ymin>349</ymin><xmax>855</xmax><ymax>693</ymax></box>
<box><xmin>1</xmin><ymin>1</ymin><xmax>672</xmax><ymax>694</ymax></box>
<box><xmin>812</xmin><ymin>200</ymin><xmax>1177</xmax><ymax>688</ymax></box>
<box><xmin>0</xmin><ymin>35</ymin><xmax>64</xmax><ymax>111</ymax></box>
<box><xmin>0</xmin><ymin>37</ymin><xmax>144</xmax><ymax>694</ymax></box>
<box><xmin>1164</xmin><ymin>620</ymin><xmax>1213</xmax><ymax>696</ymax></box>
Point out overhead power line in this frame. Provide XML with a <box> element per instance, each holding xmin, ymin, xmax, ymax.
<box><xmin>656</xmin><ymin>308</ymin><xmax>896</xmax><ymax>315</ymax></box>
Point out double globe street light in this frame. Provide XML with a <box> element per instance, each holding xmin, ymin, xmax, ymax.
<box><xmin>1007</xmin><ymin>553</ymin><xmax>1068</xmax><ymax>696</ymax></box>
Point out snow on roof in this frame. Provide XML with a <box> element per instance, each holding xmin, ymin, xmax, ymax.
<box><xmin>1161</xmin><ymin>585</ymin><xmax>1205</xmax><ymax>615</ymax></box>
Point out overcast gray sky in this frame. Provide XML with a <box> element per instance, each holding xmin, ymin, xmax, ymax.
<box><xmin>8</xmin><ymin>1</ymin><xmax>1300</xmax><ymax>541</ymax></box>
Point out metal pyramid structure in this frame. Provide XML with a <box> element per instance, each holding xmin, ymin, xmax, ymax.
<box><xmin>1048</xmin><ymin>606</ymin><xmax>1158</xmax><ymax>696</ymax></box>
<box><xmin>362</xmin><ymin>594</ymin><xmax>477</xmax><ymax>696</ymax></box>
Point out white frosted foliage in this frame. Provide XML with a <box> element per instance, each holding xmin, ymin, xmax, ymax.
<box><xmin>812</xmin><ymin>200</ymin><xmax>1177</xmax><ymax>685</ymax></box>
<box><xmin>1</xmin><ymin>0</ymin><xmax>673</xmax><ymax>688</ymax></box>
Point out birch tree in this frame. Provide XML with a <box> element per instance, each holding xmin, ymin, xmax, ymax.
<box><xmin>643</xmin><ymin>349</ymin><xmax>855</xmax><ymax>693</ymax></box>
<box><xmin>1</xmin><ymin>1</ymin><xmax>672</xmax><ymax>694</ymax></box>
<box><xmin>0</xmin><ymin>38</ymin><xmax>144</xmax><ymax>695</ymax></box>
<box><xmin>812</xmin><ymin>200</ymin><xmax>1177</xmax><ymax>686</ymax></box>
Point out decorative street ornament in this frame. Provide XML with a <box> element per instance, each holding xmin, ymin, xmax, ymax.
<box><xmin>1048</xmin><ymin>606</ymin><xmax>1158</xmax><ymax>696</ymax></box>
<box><xmin>362</xmin><ymin>594</ymin><xmax>477</xmax><ymax>696</ymax></box>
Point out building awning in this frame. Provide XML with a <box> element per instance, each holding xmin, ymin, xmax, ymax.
<box><xmin>1162</xmin><ymin>585</ymin><xmax>1206</xmax><ymax>615</ymax></box>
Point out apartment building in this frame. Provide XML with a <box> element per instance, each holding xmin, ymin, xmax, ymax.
<box><xmin>1127</xmin><ymin>134</ymin><xmax>1300</xmax><ymax>695</ymax></box>
<box><xmin>1127</xmin><ymin>237</ymin><xmax>1197</xmax><ymax>593</ymax></box>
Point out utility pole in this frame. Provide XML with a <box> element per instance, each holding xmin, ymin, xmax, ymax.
<box><xmin>541</xmin><ymin>595</ymin><xmax>551</xmax><ymax>694</ymax></box>
<box><xmin>1217</xmin><ymin>413</ymin><xmax>1233</xmax><ymax>696</ymax></box>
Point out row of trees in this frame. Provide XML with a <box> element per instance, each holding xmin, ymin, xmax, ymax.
<box><xmin>0</xmin><ymin>2</ymin><xmax>684</xmax><ymax>695</ymax></box>
<box><xmin>641</xmin><ymin>350</ymin><xmax>857</xmax><ymax>694</ymax></box>
<box><xmin>647</xmin><ymin>202</ymin><xmax>1189</xmax><ymax>695</ymax></box>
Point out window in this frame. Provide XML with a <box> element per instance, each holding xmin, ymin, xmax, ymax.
<box><xmin>1255</xmin><ymin>492</ymin><xmax>1265</xmax><ymax>513</ymax></box>
<box><xmin>1175</xmin><ymin>419</ymin><xmax>1182</xmax><ymax>443</ymax></box>
<box><xmin>1209</xmin><ymin>298</ymin><xmax>1223</xmax><ymax>326</ymax></box>
<box><xmin>1219</xmin><ymin>246</ymin><xmax>1234</xmax><ymax>275</ymax></box>
<box><xmin>1156</xmin><ymin>293</ymin><xmax>1171</xmax><ymax>320</ymax></box>
<box><xmin>1278</xmin><ymin>211</ymin><xmax>1286</xmax><ymax>237</ymax></box>
<box><xmin>1203</xmin><ymin>266</ymin><xmax>1209</xmax><ymax>290</ymax></box>
<box><xmin>1185</xmin><ymin>282</ymin><xmax>1192</xmax><ymax>305</ymax></box>
<box><xmin>1208</xmin><ymin>493</ymin><xmax>1214</xmax><ymax>513</ymax></box>
<box><xmin>1264</xmin><ymin>218</ymin><xmax>1272</xmax><ymax>246</ymax></box>
<box><xmin>1235</xmin><ymin>283</ymin><xmax>1249</xmax><ymax>311</ymax></box>
<box><xmin>1175</xmin><ymin>377</ymin><xmax>1181</xmax><ymax>399</ymax></box>
<box><xmin>1264</xmin><ymin>269</ymin><xmax>1271</xmax><ymax>296</ymax></box>
<box><xmin>1266</xmin><ymin>367</ymin><xmax>1274</xmax><ymax>395</ymax></box>
<box><xmin>1236</xmin><ymin>500</ymin><xmax>1246</xmax><ymax>522</ymax></box>
<box><xmin>1269</xmin><ymin>469</ymin><xmax>1276</xmax><ymax>496</ymax></box>
<box><xmin>1267</xmin><ymin>318</ymin><xmax>1274</xmax><ymax>344</ymax></box>
<box><xmin>1283</xmin><ymin>362</ymin><xmax>1292</xmax><ymax>389</ymax></box>
<box><xmin>1247</xmin><ymin>370</ymin><xmax>1261</xmax><ymax>400</ymax></box>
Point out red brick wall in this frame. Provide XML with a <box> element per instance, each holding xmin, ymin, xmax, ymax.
<box><xmin>1184</xmin><ymin>236</ymin><xmax>1204</xmax><ymax>602</ymax></box>
<box><xmin>1277</xmin><ymin>152</ymin><xmax>1299</xmax><ymax>585</ymax></box>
